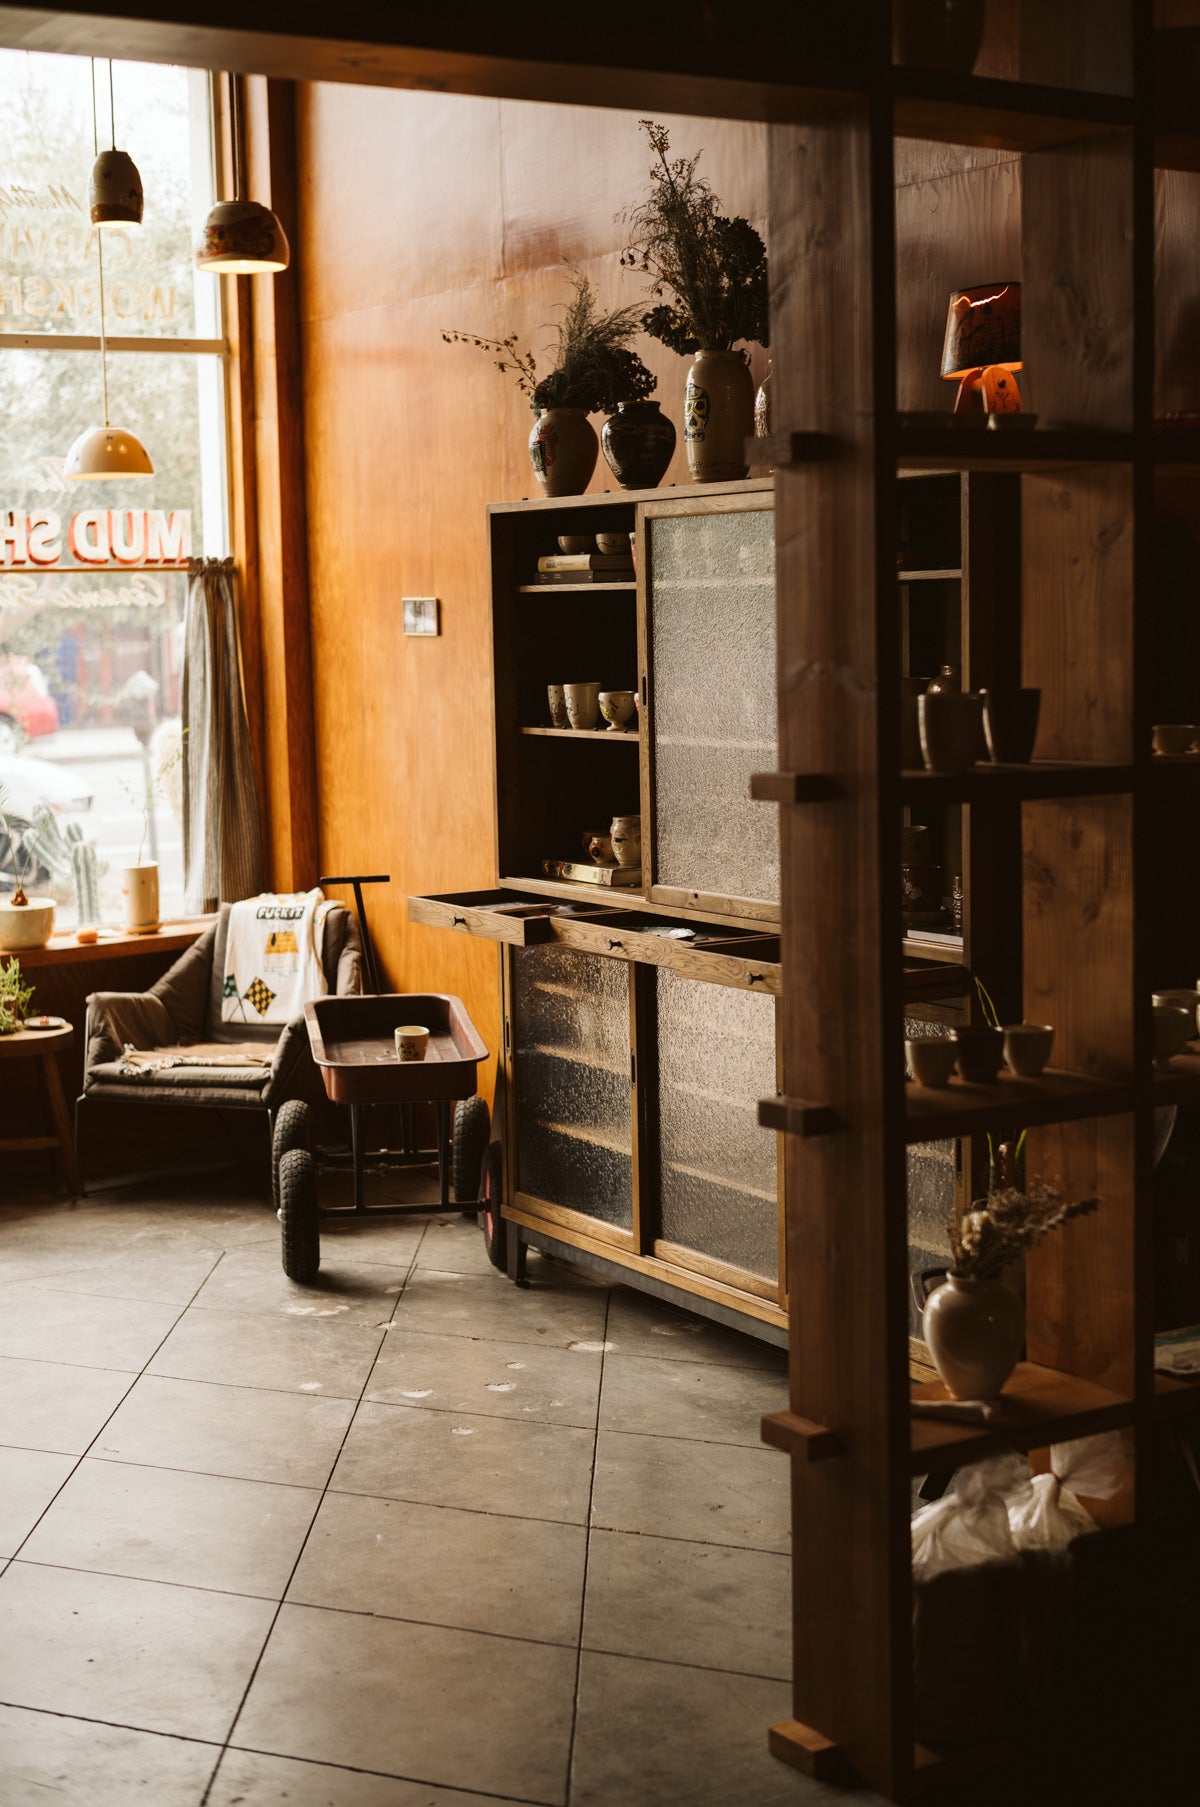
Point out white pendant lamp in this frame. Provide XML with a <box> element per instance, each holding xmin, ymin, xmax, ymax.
<box><xmin>65</xmin><ymin>62</ymin><xmax>154</xmax><ymax>481</ymax></box>
<box><xmin>195</xmin><ymin>73</ymin><xmax>289</xmax><ymax>274</ymax></box>
<box><xmin>89</xmin><ymin>59</ymin><xmax>143</xmax><ymax>227</ymax></box>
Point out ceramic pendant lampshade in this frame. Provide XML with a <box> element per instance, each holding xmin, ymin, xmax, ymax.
<box><xmin>89</xmin><ymin>62</ymin><xmax>143</xmax><ymax>226</ymax></box>
<box><xmin>64</xmin><ymin>424</ymin><xmax>154</xmax><ymax>479</ymax></box>
<box><xmin>195</xmin><ymin>75</ymin><xmax>290</xmax><ymax>275</ymax></box>
<box><xmin>941</xmin><ymin>281</ymin><xmax>1022</xmax><ymax>413</ymax></box>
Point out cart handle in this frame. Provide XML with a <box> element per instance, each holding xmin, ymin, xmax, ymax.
<box><xmin>319</xmin><ymin>873</ymin><xmax>390</xmax><ymax>996</ymax></box>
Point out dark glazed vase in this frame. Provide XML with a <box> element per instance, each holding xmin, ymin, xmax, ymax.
<box><xmin>893</xmin><ymin>0</ymin><xmax>985</xmax><ymax>72</ymax></box>
<box><xmin>601</xmin><ymin>400</ymin><xmax>676</xmax><ymax>490</ymax></box>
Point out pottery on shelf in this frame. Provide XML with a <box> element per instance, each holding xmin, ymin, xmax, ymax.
<box><xmin>918</xmin><ymin>692</ymin><xmax>983</xmax><ymax>773</ymax></box>
<box><xmin>951</xmin><ymin>1024</ymin><xmax>1004</xmax><ymax>1084</ymax></box>
<box><xmin>0</xmin><ymin>895</ymin><xmax>55</xmax><ymax>951</ymax></box>
<box><xmin>563</xmin><ymin>682</ymin><xmax>601</xmax><ymax>731</ymax></box>
<box><xmin>609</xmin><ymin>814</ymin><xmax>642</xmax><ymax>868</ymax></box>
<box><xmin>584</xmin><ymin>830</ymin><xmax>615</xmax><ymax>865</ymax></box>
<box><xmin>684</xmin><ymin>350</ymin><xmax>754</xmax><ymax>483</ymax></box>
<box><xmin>529</xmin><ymin>408</ymin><xmax>599</xmax><ymax>498</ymax></box>
<box><xmin>595</xmin><ymin>531</ymin><xmax>628</xmax><ymax>554</ymax></box>
<box><xmin>557</xmin><ymin>534</ymin><xmax>592</xmax><ymax>555</ymax></box>
<box><xmin>1153</xmin><ymin>1004</ymin><xmax>1192</xmax><ymax>1067</ymax></box>
<box><xmin>906</xmin><ymin>1036</ymin><xmax>956</xmax><ymax>1087</ymax></box>
<box><xmin>981</xmin><ymin>687</ymin><xmax>1041</xmax><ymax>764</ymax></box>
<box><xmin>547</xmin><ymin>683</ymin><xmax>568</xmax><ymax>729</ymax></box>
<box><xmin>1152</xmin><ymin>723</ymin><xmax>1197</xmax><ymax>756</ymax></box>
<box><xmin>601</xmin><ymin>400</ymin><xmax>676</xmax><ymax>490</ymax></box>
<box><xmin>925</xmin><ymin>664</ymin><xmax>961</xmax><ymax>695</ymax></box>
<box><xmin>922</xmin><ymin>1274</ymin><xmax>1024</xmax><ymax>1401</ymax></box>
<box><xmin>1002</xmin><ymin>1023</ymin><xmax>1054</xmax><ymax>1077</ymax></box>
<box><xmin>598</xmin><ymin>690</ymin><xmax>636</xmax><ymax>732</ymax></box>
<box><xmin>120</xmin><ymin>862</ymin><xmax>159</xmax><ymax>931</ymax></box>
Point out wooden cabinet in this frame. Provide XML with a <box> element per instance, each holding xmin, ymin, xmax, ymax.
<box><xmin>410</xmin><ymin>478</ymin><xmax>790</xmax><ymax>1339</ymax></box>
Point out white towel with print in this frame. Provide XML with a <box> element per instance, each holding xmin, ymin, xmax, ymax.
<box><xmin>221</xmin><ymin>889</ymin><xmax>330</xmax><ymax>1025</ymax></box>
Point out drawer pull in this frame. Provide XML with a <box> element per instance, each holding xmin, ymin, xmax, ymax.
<box><xmin>607</xmin><ymin>938</ymin><xmax>624</xmax><ymax>951</ymax></box>
<box><xmin>452</xmin><ymin>915</ymin><xmax>467</xmax><ymax>927</ymax></box>
<box><xmin>748</xmin><ymin>971</ymin><xmax>765</xmax><ymax>984</ymax></box>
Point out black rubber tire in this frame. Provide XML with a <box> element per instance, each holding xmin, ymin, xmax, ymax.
<box><xmin>480</xmin><ymin>1139</ymin><xmax>507</xmax><ymax>1270</ymax></box>
<box><xmin>279</xmin><ymin>1146</ymin><xmax>320</xmax><ymax>1282</ymax></box>
<box><xmin>451</xmin><ymin>1095</ymin><xmax>490</xmax><ymax>1206</ymax></box>
<box><xmin>272</xmin><ymin>1099</ymin><xmax>312</xmax><ymax>1212</ymax></box>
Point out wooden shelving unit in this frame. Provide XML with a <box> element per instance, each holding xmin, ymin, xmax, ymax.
<box><xmin>756</xmin><ymin>6</ymin><xmax>1188</xmax><ymax>1799</ymax></box>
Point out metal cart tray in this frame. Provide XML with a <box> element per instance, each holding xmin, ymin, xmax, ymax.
<box><xmin>303</xmin><ymin>992</ymin><xmax>488</xmax><ymax>1105</ymax></box>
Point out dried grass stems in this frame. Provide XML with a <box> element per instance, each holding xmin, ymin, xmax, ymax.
<box><xmin>949</xmin><ymin>1179</ymin><xmax>1100</xmax><ymax>1282</ymax></box>
<box><xmin>619</xmin><ymin>119</ymin><xmax>768</xmax><ymax>356</ymax></box>
<box><xmin>442</xmin><ymin>269</ymin><xmax>655</xmax><ymax>415</ymax></box>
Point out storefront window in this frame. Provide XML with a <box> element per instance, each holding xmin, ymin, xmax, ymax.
<box><xmin>0</xmin><ymin>53</ymin><xmax>227</xmax><ymax>927</ymax></box>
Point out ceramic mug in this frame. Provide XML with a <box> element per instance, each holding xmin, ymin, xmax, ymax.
<box><xmin>918</xmin><ymin>693</ymin><xmax>984</xmax><ymax>773</ymax></box>
<box><xmin>564</xmin><ymin>681</ymin><xmax>601</xmax><ymax>730</ymax></box>
<box><xmin>951</xmin><ymin>1025</ymin><xmax>1004</xmax><ymax>1083</ymax></box>
<box><xmin>1152</xmin><ymin>723</ymin><xmax>1197</xmax><ymax>756</ymax></box>
<box><xmin>981</xmin><ymin>687</ymin><xmax>1041</xmax><ymax>764</ymax></box>
<box><xmin>1002</xmin><ymin>1023</ymin><xmax>1054</xmax><ymax>1077</ymax></box>
<box><xmin>610</xmin><ymin>814</ymin><xmax>641</xmax><ymax>867</ymax></box>
<box><xmin>584</xmin><ymin>830</ymin><xmax>614</xmax><ymax>864</ymax></box>
<box><xmin>395</xmin><ymin>1025</ymin><xmax>430</xmax><ymax>1062</ymax></box>
<box><xmin>557</xmin><ymin>534</ymin><xmax>591</xmax><ymax>554</ymax></box>
<box><xmin>598</xmin><ymin>689</ymin><xmax>636</xmax><ymax>732</ymax></box>
<box><xmin>1153</xmin><ymin>1005</ymin><xmax>1191</xmax><ymax>1067</ymax></box>
<box><xmin>1153</xmin><ymin>988</ymin><xmax>1200</xmax><ymax>1017</ymax></box>
<box><xmin>547</xmin><ymin>683</ymin><xmax>568</xmax><ymax>729</ymax></box>
<box><xmin>595</xmin><ymin>531</ymin><xmax>627</xmax><ymax>554</ymax></box>
<box><xmin>906</xmin><ymin>1036</ymin><xmax>956</xmax><ymax>1087</ymax></box>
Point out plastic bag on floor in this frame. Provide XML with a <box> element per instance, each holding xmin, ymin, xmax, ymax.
<box><xmin>1007</xmin><ymin>1431</ymin><xmax>1130</xmax><ymax>1552</ymax></box>
<box><xmin>912</xmin><ymin>1450</ymin><xmax>1031</xmax><ymax>1580</ymax></box>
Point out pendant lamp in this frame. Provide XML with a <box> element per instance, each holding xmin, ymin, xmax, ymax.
<box><xmin>195</xmin><ymin>73</ymin><xmax>289</xmax><ymax>274</ymax></box>
<box><xmin>89</xmin><ymin>59</ymin><xmax>143</xmax><ymax>227</ymax></box>
<box><xmin>64</xmin><ymin>63</ymin><xmax>154</xmax><ymax>480</ymax></box>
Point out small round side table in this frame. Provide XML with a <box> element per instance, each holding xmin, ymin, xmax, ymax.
<box><xmin>0</xmin><ymin>1021</ymin><xmax>79</xmax><ymax>1195</ymax></box>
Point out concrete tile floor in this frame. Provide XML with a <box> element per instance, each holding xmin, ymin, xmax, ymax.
<box><xmin>0</xmin><ymin>1166</ymin><xmax>838</xmax><ymax>1807</ymax></box>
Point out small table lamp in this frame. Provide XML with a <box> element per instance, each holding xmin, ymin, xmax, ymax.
<box><xmin>941</xmin><ymin>282</ymin><xmax>1022</xmax><ymax>414</ymax></box>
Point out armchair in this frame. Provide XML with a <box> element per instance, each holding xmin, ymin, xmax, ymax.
<box><xmin>76</xmin><ymin>901</ymin><xmax>361</xmax><ymax>1183</ymax></box>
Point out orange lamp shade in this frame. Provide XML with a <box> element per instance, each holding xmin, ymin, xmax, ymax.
<box><xmin>941</xmin><ymin>282</ymin><xmax>1022</xmax><ymax>380</ymax></box>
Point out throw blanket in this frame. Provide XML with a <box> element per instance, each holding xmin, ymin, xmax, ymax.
<box><xmin>221</xmin><ymin>890</ymin><xmax>329</xmax><ymax>1026</ymax></box>
<box><xmin>119</xmin><ymin>1041</ymin><xmax>270</xmax><ymax>1075</ymax></box>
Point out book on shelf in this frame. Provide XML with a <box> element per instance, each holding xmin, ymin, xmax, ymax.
<box><xmin>536</xmin><ymin>552</ymin><xmax>633</xmax><ymax>572</ymax></box>
<box><xmin>531</xmin><ymin>568</ymin><xmax>634</xmax><ymax>585</ymax></box>
<box><xmin>541</xmin><ymin>859</ymin><xmax>641</xmax><ymax>887</ymax></box>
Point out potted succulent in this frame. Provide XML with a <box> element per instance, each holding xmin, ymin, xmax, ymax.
<box><xmin>0</xmin><ymin>954</ymin><xmax>34</xmax><ymax>1033</ymax></box>
<box><xmin>620</xmin><ymin>120</ymin><xmax>768</xmax><ymax>482</ymax></box>
<box><xmin>0</xmin><ymin>788</ymin><xmax>56</xmax><ymax>951</ymax></box>
<box><xmin>443</xmin><ymin>271</ymin><xmax>658</xmax><ymax>496</ymax></box>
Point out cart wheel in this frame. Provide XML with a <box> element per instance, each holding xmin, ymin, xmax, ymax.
<box><xmin>452</xmin><ymin>1095</ymin><xmax>490</xmax><ymax>1207</ymax></box>
<box><xmin>279</xmin><ymin>1147</ymin><xmax>320</xmax><ymax>1282</ymax></box>
<box><xmin>480</xmin><ymin>1139</ymin><xmax>507</xmax><ymax>1270</ymax></box>
<box><xmin>272</xmin><ymin>1099</ymin><xmax>312</xmax><ymax>1213</ymax></box>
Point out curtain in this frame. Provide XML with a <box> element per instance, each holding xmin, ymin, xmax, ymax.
<box><xmin>182</xmin><ymin>557</ymin><xmax>264</xmax><ymax>912</ymax></box>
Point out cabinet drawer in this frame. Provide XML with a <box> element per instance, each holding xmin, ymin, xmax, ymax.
<box><xmin>408</xmin><ymin>889</ymin><xmax>568</xmax><ymax>947</ymax></box>
<box><xmin>551</xmin><ymin>913</ymin><xmax>780</xmax><ymax>995</ymax></box>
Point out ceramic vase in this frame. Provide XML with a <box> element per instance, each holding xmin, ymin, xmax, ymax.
<box><xmin>601</xmin><ymin>401</ymin><xmax>676</xmax><ymax>490</ymax></box>
<box><xmin>684</xmin><ymin>350</ymin><xmax>754</xmax><ymax>483</ymax></box>
<box><xmin>121</xmin><ymin>862</ymin><xmax>159</xmax><ymax>931</ymax></box>
<box><xmin>0</xmin><ymin>895</ymin><xmax>55</xmax><ymax>951</ymax></box>
<box><xmin>610</xmin><ymin>814</ymin><xmax>642</xmax><ymax>868</ymax></box>
<box><xmin>754</xmin><ymin>361</ymin><xmax>773</xmax><ymax>439</ymax></box>
<box><xmin>893</xmin><ymin>0</ymin><xmax>985</xmax><ymax>72</ymax></box>
<box><xmin>922</xmin><ymin>1274</ymin><xmax>1024</xmax><ymax>1399</ymax></box>
<box><xmin>528</xmin><ymin>408</ymin><xmax>599</xmax><ymax>498</ymax></box>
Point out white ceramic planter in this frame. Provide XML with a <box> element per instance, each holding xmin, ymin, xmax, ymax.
<box><xmin>121</xmin><ymin>862</ymin><xmax>159</xmax><ymax>931</ymax></box>
<box><xmin>922</xmin><ymin>1274</ymin><xmax>1024</xmax><ymax>1400</ymax></box>
<box><xmin>0</xmin><ymin>895</ymin><xmax>55</xmax><ymax>950</ymax></box>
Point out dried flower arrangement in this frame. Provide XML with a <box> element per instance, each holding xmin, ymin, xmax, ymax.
<box><xmin>948</xmin><ymin>1179</ymin><xmax>1099</xmax><ymax>1282</ymax></box>
<box><xmin>442</xmin><ymin>270</ymin><xmax>656</xmax><ymax>415</ymax></box>
<box><xmin>620</xmin><ymin>120</ymin><xmax>769</xmax><ymax>356</ymax></box>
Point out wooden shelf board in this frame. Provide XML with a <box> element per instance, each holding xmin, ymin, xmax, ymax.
<box><xmin>519</xmin><ymin>726</ymin><xmax>640</xmax><ymax>741</ymax></box>
<box><xmin>895</xmin><ymin>425</ymin><xmax>1135</xmax><ymax>473</ymax></box>
<box><xmin>900</xmin><ymin>761</ymin><xmax>1133</xmax><ymax>804</ymax></box>
<box><xmin>910</xmin><ymin>1361</ymin><xmax>1133</xmax><ymax>1473</ymax></box>
<box><xmin>517</xmin><ymin>581</ymin><xmax>636</xmax><ymax>593</ymax></box>
<box><xmin>488</xmin><ymin>476</ymin><xmax>772</xmax><ymax>516</ymax></box>
<box><xmin>1152</xmin><ymin>1048</ymin><xmax>1200</xmax><ymax>1108</ymax></box>
<box><xmin>497</xmin><ymin>874</ymin><xmax>774</xmax><ymax>933</ymax></box>
<box><xmin>6</xmin><ymin>917</ymin><xmax>212</xmax><ymax>968</ymax></box>
<box><xmin>892</xmin><ymin>70</ymin><xmax>1132</xmax><ymax>157</ymax></box>
<box><xmin>898</xmin><ymin>568</ymin><xmax>961</xmax><ymax>582</ymax></box>
<box><xmin>906</xmin><ymin>1066</ymin><xmax>1132</xmax><ymax>1144</ymax></box>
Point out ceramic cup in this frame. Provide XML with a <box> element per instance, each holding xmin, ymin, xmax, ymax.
<box><xmin>610</xmin><ymin>814</ymin><xmax>641</xmax><ymax>867</ymax></box>
<box><xmin>584</xmin><ymin>830</ymin><xmax>614</xmax><ymax>864</ymax></box>
<box><xmin>1153</xmin><ymin>988</ymin><xmax>1200</xmax><ymax>1018</ymax></box>
<box><xmin>906</xmin><ymin>1036</ymin><xmax>956</xmax><ymax>1087</ymax></box>
<box><xmin>1152</xmin><ymin>723</ymin><xmax>1197</xmax><ymax>756</ymax></box>
<box><xmin>564</xmin><ymin>681</ymin><xmax>601</xmax><ymax>730</ymax></box>
<box><xmin>1003</xmin><ymin>1023</ymin><xmax>1054</xmax><ymax>1077</ymax></box>
<box><xmin>395</xmin><ymin>1024</ymin><xmax>430</xmax><ymax>1062</ymax></box>
<box><xmin>598</xmin><ymin>689</ymin><xmax>636</xmax><ymax>732</ymax></box>
<box><xmin>901</xmin><ymin>677</ymin><xmax>929</xmax><ymax>768</ymax></box>
<box><xmin>557</xmin><ymin>534</ymin><xmax>591</xmax><ymax>554</ymax></box>
<box><xmin>547</xmin><ymin>683</ymin><xmax>568</xmax><ymax>729</ymax></box>
<box><xmin>595</xmin><ymin>531</ymin><xmax>627</xmax><ymax>554</ymax></box>
<box><xmin>1153</xmin><ymin>1005</ymin><xmax>1191</xmax><ymax>1067</ymax></box>
<box><xmin>981</xmin><ymin>687</ymin><xmax>1041</xmax><ymax>764</ymax></box>
<box><xmin>918</xmin><ymin>692</ymin><xmax>984</xmax><ymax>773</ymax></box>
<box><xmin>951</xmin><ymin>1025</ymin><xmax>1004</xmax><ymax>1084</ymax></box>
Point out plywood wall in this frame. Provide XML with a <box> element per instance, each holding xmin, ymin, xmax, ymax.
<box><xmin>293</xmin><ymin>86</ymin><xmax>767</xmax><ymax>1083</ymax></box>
